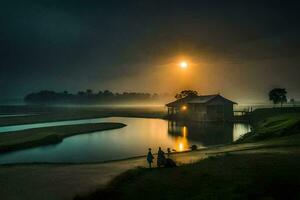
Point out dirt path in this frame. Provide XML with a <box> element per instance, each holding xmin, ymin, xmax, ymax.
<box><xmin>1</xmin><ymin>135</ymin><xmax>300</xmax><ymax>200</ymax></box>
<box><xmin>0</xmin><ymin>151</ymin><xmax>209</xmax><ymax>200</ymax></box>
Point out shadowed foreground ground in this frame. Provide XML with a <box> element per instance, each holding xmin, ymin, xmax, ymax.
<box><xmin>78</xmin><ymin>150</ymin><xmax>300</xmax><ymax>200</ymax></box>
<box><xmin>1</xmin><ymin>134</ymin><xmax>300</xmax><ymax>200</ymax></box>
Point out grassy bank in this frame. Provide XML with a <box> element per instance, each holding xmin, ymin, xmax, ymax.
<box><xmin>0</xmin><ymin>122</ymin><xmax>126</xmax><ymax>153</ymax></box>
<box><xmin>237</xmin><ymin>110</ymin><xmax>300</xmax><ymax>143</ymax></box>
<box><xmin>76</xmin><ymin>152</ymin><xmax>300</xmax><ymax>200</ymax></box>
<box><xmin>249</xmin><ymin>107</ymin><xmax>300</xmax><ymax>123</ymax></box>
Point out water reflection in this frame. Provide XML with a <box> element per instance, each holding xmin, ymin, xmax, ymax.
<box><xmin>171</xmin><ymin>126</ymin><xmax>189</xmax><ymax>151</ymax></box>
<box><xmin>168</xmin><ymin>121</ymin><xmax>251</xmax><ymax>146</ymax></box>
<box><xmin>233</xmin><ymin>123</ymin><xmax>252</xmax><ymax>141</ymax></box>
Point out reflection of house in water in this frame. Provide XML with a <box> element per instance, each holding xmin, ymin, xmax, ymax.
<box><xmin>166</xmin><ymin>94</ymin><xmax>237</xmax><ymax>121</ymax></box>
<box><xmin>172</xmin><ymin>125</ymin><xmax>189</xmax><ymax>151</ymax></box>
<box><xmin>168</xmin><ymin>121</ymin><xmax>233</xmax><ymax>146</ymax></box>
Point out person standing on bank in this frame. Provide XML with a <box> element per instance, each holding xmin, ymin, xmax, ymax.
<box><xmin>157</xmin><ymin>147</ymin><xmax>166</xmax><ymax>167</ymax></box>
<box><xmin>147</xmin><ymin>148</ymin><xmax>154</xmax><ymax>168</ymax></box>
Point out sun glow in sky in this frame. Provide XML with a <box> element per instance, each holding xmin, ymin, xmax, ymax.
<box><xmin>179</xmin><ymin>61</ymin><xmax>188</xmax><ymax>69</ymax></box>
<box><xmin>2</xmin><ymin>1</ymin><xmax>300</xmax><ymax>104</ymax></box>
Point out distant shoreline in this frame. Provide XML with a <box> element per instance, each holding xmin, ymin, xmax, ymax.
<box><xmin>0</xmin><ymin>105</ymin><xmax>166</xmax><ymax>127</ymax></box>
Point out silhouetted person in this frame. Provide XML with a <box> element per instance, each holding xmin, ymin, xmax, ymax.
<box><xmin>157</xmin><ymin>147</ymin><xmax>166</xmax><ymax>167</ymax></box>
<box><xmin>147</xmin><ymin>148</ymin><xmax>154</xmax><ymax>168</ymax></box>
<box><xmin>167</xmin><ymin>148</ymin><xmax>171</xmax><ymax>158</ymax></box>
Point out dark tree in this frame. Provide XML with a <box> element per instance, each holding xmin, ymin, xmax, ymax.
<box><xmin>98</xmin><ymin>91</ymin><xmax>103</xmax><ymax>95</ymax></box>
<box><xmin>103</xmin><ymin>90</ymin><xmax>113</xmax><ymax>96</ymax></box>
<box><xmin>175</xmin><ymin>90</ymin><xmax>198</xmax><ymax>99</ymax></box>
<box><xmin>269</xmin><ymin>88</ymin><xmax>287</xmax><ymax>107</ymax></box>
<box><xmin>86</xmin><ymin>89</ymin><xmax>93</xmax><ymax>95</ymax></box>
<box><xmin>290</xmin><ymin>98</ymin><xmax>295</xmax><ymax>107</ymax></box>
<box><xmin>78</xmin><ymin>91</ymin><xmax>85</xmax><ymax>96</ymax></box>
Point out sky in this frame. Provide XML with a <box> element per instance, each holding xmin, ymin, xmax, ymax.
<box><xmin>1</xmin><ymin>0</ymin><xmax>300</xmax><ymax>103</ymax></box>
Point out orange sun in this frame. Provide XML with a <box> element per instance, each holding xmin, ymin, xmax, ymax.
<box><xmin>179</xmin><ymin>61</ymin><xmax>188</xmax><ymax>69</ymax></box>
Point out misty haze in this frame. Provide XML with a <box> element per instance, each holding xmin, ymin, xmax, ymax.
<box><xmin>1</xmin><ymin>1</ymin><xmax>300</xmax><ymax>200</ymax></box>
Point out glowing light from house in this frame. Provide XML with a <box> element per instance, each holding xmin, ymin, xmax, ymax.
<box><xmin>181</xmin><ymin>105</ymin><xmax>187</xmax><ymax>111</ymax></box>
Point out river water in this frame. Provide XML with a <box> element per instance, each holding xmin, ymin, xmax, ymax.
<box><xmin>0</xmin><ymin>117</ymin><xmax>251</xmax><ymax>164</ymax></box>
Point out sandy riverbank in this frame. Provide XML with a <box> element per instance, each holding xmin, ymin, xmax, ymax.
<box><xmin>0</xmin><ymin>122</ymin><xmax>126</xmax><ymax>153</ymax></box>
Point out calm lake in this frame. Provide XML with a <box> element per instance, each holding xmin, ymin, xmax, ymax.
<box><xmin>0</xmin><ymin>117</ymin><xmax>251</xmax><ymax>164</ymax></box>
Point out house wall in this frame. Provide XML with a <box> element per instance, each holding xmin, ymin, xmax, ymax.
<box><xmin>187</xmin><ymin>104</ymin><xmax>207</xmax><ymax>121</ymax></box>
<box><xmin>224</xmin><ymin>103</ymin><xmax>234</xmax><ymax>120</ymax></box>
<box><xmin>206</xmin><ymin>97</ymin><xmax>234</xmax><ymax>121</ymax></box>
<box><xmin>187</xmin><ymin>102</ymin><xmax>234</xmax><ymax>121</ymax></box>
<box><xmin>206</xmin><ymin>105</ymin><xmax>224</xmax><ymax>120</ymax></box>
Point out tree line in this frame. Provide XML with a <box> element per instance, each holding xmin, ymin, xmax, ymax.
<box><xmin>24</xmin><ymin>88</ymin><xmax>297</xmax><ymax>107</ymax></box>
<box><xmin>24</xmin><ymin>90</ymin><xmax>162</xmax><ymax>105</ymax></box>
<box><xmin>174</xmin><ymin>88</ymin><xmax>297</xmax><ymax>108</ymax></box>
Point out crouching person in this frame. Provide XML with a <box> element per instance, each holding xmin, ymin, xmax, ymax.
<box><xmin>157</xmin><ymin>147</ymin><xmax>166</xmax><ymax>167</ymax></box>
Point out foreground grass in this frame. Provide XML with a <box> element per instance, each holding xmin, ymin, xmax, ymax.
<box><xmin>0</xmin><ymin>122</ymin><xmax>126</xmax><ymax>153</ymax></box>
<box><xmin>76</xmin><ymin>152</ymin><xmax>300</xmax><ymax>200</ymax></box>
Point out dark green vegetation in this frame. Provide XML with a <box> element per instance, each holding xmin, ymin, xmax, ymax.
<box><xmin>24</xmin><ymin>90</ymin><xmax>164</xmax><ymax>105</ymax></box>
<box><xmin>0</xmin><ymin>122</ymin><xmax>126</xmax><ymax>153</ymax></box>
<box><xmin>174</xmin><ymin>90</ymin><xmax>198</xmax><ymax>99</ymax></box>
<box><xmin>0</xmin><ymin>105</ymin><xmax>165</xmax><ymax>126</ymax></box>
<box><xmin>76</xmin><ymin>152</ymin><xmax>300</xmax><ymax>200</ymax></box>
<box><xmin>250</xmin><ymin>107</ymin><xmax>300</xmax><ymax>123</ymax></box>
<box><xmin>237</xmin><ymin>107</ymin><xmax>300</xmax><ymax>142</ymax></box>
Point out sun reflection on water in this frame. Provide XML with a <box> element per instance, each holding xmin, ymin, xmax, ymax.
<box><xmin>179</xmin><ymin>143</ymin><xmax>184</xmax><ymax>151</ymax></box>
<box><xmin>173</xmin><ymin>126</ymin><xmax>189</xmax><ymax>152</ymax></box>
<box><xmin>183</xmin><ymin>126</ymin><xmax>187</xmax><ymax>137</ymax></box>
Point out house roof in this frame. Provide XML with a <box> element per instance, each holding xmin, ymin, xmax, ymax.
<box><xmin>166</xmin><ymin>94</ymin><xmax>237</xmax><ymax>107</ymax></box>
<box><xmin>187</xmin><ymin>95</ymin><xmax>218</xmax><ymax>103</ymax></box>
